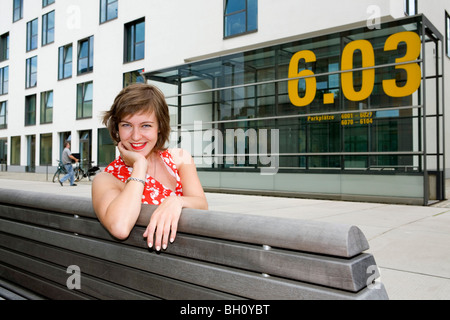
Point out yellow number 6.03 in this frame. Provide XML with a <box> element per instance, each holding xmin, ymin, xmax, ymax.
<box><xmin>341</xmin><ymin>40</ymin><xmax>375</xmax><ymax>101</ymax></box>
<box><xmin>383</xmin><ymin>31</ymin><xmax>422</xmax><ymax>98</ymax></box>
<box><xmin>288</xmin><ymin>50</ymin><xmax>317</xmax><ymax>107</ymax></box>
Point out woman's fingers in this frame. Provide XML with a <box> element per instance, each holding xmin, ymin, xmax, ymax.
<box><xmin>169</xmin><ymin>218</ymin><xmax>179</xmax><ymax>244</ymax></box>
<box><xmin>143</xmin><ymin>198</ymin><xmax>182</xmax><ymax>251</ymax></box>
<box><xmin>144</xmin><ymin>220</ymin><xmax>156</xmax><ymax>248</ymax></box>
<box><xmin>145</xmin><ymin>221</ymin><xmax>173</xmax><ymax>251</ymax></box>
<box><xmin>143</xmin><ymin>216</ymin><xmax>178</xmax><ymax>251</ymax></box>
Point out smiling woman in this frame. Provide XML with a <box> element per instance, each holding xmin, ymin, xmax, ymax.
<box><xmin>92</xmin><ymin>83</ymin><xmax>208</xmax><ymax>251</ymax></box>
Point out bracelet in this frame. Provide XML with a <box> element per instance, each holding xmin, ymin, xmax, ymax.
<box><xmin>177</xmin><ymin>196</ymin><xmax>184</xmax><ymax>208</ymax></box>
<box><xmin>125</xmin><ymin>177</ymin><xmax>146</xmax><ymax>187</ymax></box>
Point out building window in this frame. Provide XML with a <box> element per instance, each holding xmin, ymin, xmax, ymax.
<box><xmin>13</xmin><ymin>0</ymin><xmax>23</xmax><ymax>22</ymax></box>
<box><xmin>404</xmin><ymin>0</ymin><xmax>417</xmax><ymax>16</ymax></box>
<box><xmin>0</xmin><ymin>33</ymin><xmax>9</xmax><ymax>62</ymax></box>
<box><xmin>40</xmin><ymin>90</ymin><xmax>53</xmax><ymax>124</ymax></box>
<box><xmin>78</xmin><ymin>36</ymin><xmax>94</xmax><ymax>74</ymax></box>
<box><xmin>100</xmin><ymin>0</ymin><xmax>118</xmax><ymax>24</ymax></box>
<box><xmin>77</xmin><ymin>81</ymin><xmax>93</xmax><ymax>119</ymax></box>
<box><xmin>0</xmin><ymin>101</ymin><xmax>7</xmax><ymax>129</ymax></box>
<box><xmin>98</xmin><ymin>128</ymin><xmax>115</xmax><ymax>166</ymax></box>
<box><xmin>446</xmin><ymin>11</ymin><xmax>450</xmax><ymax>59</ymax></box>
<box><xmin>42</xmin><ymin>10</ymin><xmax>55</xmax><ymax>46</ymax></box>
<box><xmin>79</xmin><ymin>130</ymin><xmax>92</xmax><ymax>165</ymax></box>
<box><xmin>224</xmin><ymin>0</ymin><xmax>258</xmax><ymax>38</ymax></box>
<box><xmin>0</xmin><ymin>66</ymin><xmax>8</xmax><ymax>95</ymax></box>
<box><xmin>26</xmin><ymin>18</ymin><xmax>39</xmax><ymax>51</ymax></box>
<box><xmin>124</xmin><ymin>18</ymin><xmax>145</xmax><ymax>62</ymax></box>
<box><xmin>40</xmin><ymin>133</ymin><xmax>52</xmax><ymax>165</ymax></box>
<box><xmin>58</xmin><ymin>44</ymin><xmax>73</xmax><ymax>80</ymax></box>
<box><xmin>25</xmin><ymin>94</ymin><xmax>36</xmax><ymax>126</ymax></box>
<box><xmin>26</xmin><ymin>56</ymin><xmax>38</xmax><ymax>88</ymax></box>
<box><xmin>11</xmin><ymin>136</ymin><xmax>21</xmax><ymax>165</ymax></box>
<box><xmin>123</xmin><ymin>69</ymin><xmax>144</xmax><ymax>87</ymax></box>
<box><xmin>43</xmin><ymin>0</ymin><xmax>55</xmax><ymax>8</ymax></box>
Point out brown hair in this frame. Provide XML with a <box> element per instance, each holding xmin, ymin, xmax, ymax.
<box><xmin>103</xmin><ymin>83</ymin><xmax>170</xmax><ymax>151</ymax></box>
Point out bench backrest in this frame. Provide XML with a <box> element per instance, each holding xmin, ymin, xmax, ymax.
<box><xmin>0</xmin><ymin>188</ymin><xmax>389</xmax><ymax>300</ymax></box>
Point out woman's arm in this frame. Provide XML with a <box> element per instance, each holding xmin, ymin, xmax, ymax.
<box><xmin>171</xmin><ymin>147</ymin><xmax>208</xmax><ymax>210</ymax></box>
<box><xmin>92</xmin><ymin>142</ymin><xmax>148</xmax><ymax>240</ymax></box>
<box><xmin>143</xmin><ymin>148</ymin><xmax>208</xmax><ymax>250</ymax></box>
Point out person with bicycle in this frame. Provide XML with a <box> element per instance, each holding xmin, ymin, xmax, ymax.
<box><xmin>92</xmin><ymin>83</ymin><xmax>208</xmax><ymax>252</ymax></box>
<box><xmin>59</xmin><ymin>141</ymin><xmax>78</xmax><ymax>187</ymax></box>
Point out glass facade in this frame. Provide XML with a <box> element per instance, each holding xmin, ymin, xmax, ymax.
<box><xmin>0</xmin><ymin>66</ymin><xmax>8</xmax><ymax>95</ymax></box>
<box><xmin>146</xmin><ymin>15</ymin><xmax>445</xmax><ymax>204</ymax></box>
<box><xmin>0</xmin><ymin>32</ymin><xmax>8</xmax><ymax>62</ymax></box>
<box><xmin>97</xmin><ymin>128</ymin><xmax>115</xmax><ymax>166</ymax></box>
<box><xmin>39</xmin><ymin>133</ymin><xmax>52</xmax><ymax>165</ymax></box>
<box><xmin>100</xmin><ymin>0</ymin><xmax>118</xmax><ymax>24</ymax></box>
<box><xmin>76</xmin><ymin>81</ymin><xmax>93</xmax><ymax>119</ymax></box>
<box><xmin>25</xmin><ymin>56</ymin><xmax>37</xmax><ymax>88</ymax></box>
<box><xmin>42</xmin><ymin>10</ymin><xmax>55</xmax><ymax>46</ymax></box>
<box><xmin>0</xmin><ymin>101</ymin><xmax>6</xmax><ymax>129</ymax></box>
<box><xmin>40</xmin><ymin>90</ymin><xmax>53</xmax><ymax>124</ymax></box>
<box><xmin>58</xmin><ymin>44</ymin><xmax>73</xmax><ymax>80</ymax></box>
<box><xmin>26</xmin><ymin>18</ymin><xmax>38</xmax><ymax>52</ymax></box>
<box><xmin>446</xmin><ymin>11</ymin><xmax>450</xmax><ymax>58</ymax></box>
<box><xmin>124</xmin><ymin>18</ymin><xmax>145</xmax><ymax>62</ymax></box>
<box><xmin>25</xmin><ymin>94</ymin><xmax>36</xmax><ymax>126</ymax></box>
<box><xmin>10</xmin><ymin>136</ymin><xmax>20</xmax><ymax>165</ymax></box>
<box><xmin>224</xmin><ymin>0</ymin><xmax>258</xmax><ymax>38</ymax></box>
<box><xmin>77</xmin><ymin>36</ymin><xmax>94</xmax><ymax>75</ymax></box>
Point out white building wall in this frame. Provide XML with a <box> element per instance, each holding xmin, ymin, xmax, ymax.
<box><xmin>143</xmin><ymin>0</ymin><xmax>406</xmax><ymax>70</ymax></box>
<box><xmin>0</xmin><ymin>0</ymin><xmax>449</xmax><ymax>176</ymax></box>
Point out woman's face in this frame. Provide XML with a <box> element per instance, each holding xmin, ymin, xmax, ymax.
<box><xmin>118</xmin><ymin>111</ymin><xmax>159</xmax><ymax>157</ymax></box>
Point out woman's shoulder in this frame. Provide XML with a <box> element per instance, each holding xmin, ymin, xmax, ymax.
<box><xmin>92</xmin><ymin>170</ymin><xmax>124</xmax><ymax>190</ymax></box>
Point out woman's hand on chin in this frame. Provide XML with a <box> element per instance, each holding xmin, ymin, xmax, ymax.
<box><xmin>118</xmin><ymin>141</ymin><xmax>147</xmax><ymax>168</ymax></box>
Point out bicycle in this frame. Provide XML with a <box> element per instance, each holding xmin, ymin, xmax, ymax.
<box><xmin>74</xmin><ymin>159</ymin><xmax>101</xmax><ymax>182</ymax></box>
<box><xmin>52</xmin><ymin>160</ymin><xmax>68</xmax><ymax>183</ymax></box>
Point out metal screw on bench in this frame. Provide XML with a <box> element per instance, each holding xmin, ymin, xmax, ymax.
<box><xmin>74</xmin><ymin>215</ymin><xmax>79</xmax><ymax>236</ymax></box>
<box><xmin>261</xmin><ymin>245</ymin><xmax>272</xmax><ymax>277</ymax></box>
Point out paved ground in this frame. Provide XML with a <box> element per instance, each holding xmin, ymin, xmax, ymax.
<box><xmin>1</xmin><ymin>171</ymin><xmax>449</xmax><ymax>300</ymax></box>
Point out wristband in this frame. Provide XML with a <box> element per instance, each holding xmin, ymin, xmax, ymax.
<box><xmin>126</xmin><ymin>177</ymin><xmax>146</xmax><ymax>187</ymax></box>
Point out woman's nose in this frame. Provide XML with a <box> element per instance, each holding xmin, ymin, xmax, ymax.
<box><xmin>131</xmin><ymin>127</ymin><xmax>141</xmax><ymax>140</ymax></box>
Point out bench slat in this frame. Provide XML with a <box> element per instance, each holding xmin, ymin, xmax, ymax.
<box><xmin>0</xmin><ymin>247</ymin><xmax>157</xmax><ymax>300</ymax></box>
<box><xmin>0</xmin><ymin>188</ymin><xmax>369</xmax><ymax>258</ymax></box>
<box><xmin>0</xmin><ymin>205</ymin><xmax>376</xmax><ymax>292</ymax></box>
<box><xmin>0</xmin><ymin>263</ymin><xmax>90</xmax><ymax>300</ymax></box>
<box><xmin>0</xmin><ymin>232</ymin><xmax>242</xmax><ymax>300</ymax></box>
<box><xmin>0</xmin><ymin>219</ymin><xmax>386</xmax><ymax>300</ymax></box>
<box><xmin>0</xmin><ymin>279</ymin><xmax>45</xmax><ymax>300</ymax></box>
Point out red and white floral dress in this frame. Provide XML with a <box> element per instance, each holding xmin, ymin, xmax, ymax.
<box><xmin>104</xmin><ymin>150</ymin><xmax>183</xmax><ymax>205</ymax></box>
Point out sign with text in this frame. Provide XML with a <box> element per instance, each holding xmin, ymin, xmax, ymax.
<box><xmin>288</xmin><ymin>31</ymin><xmax>422</xmax><ymax>117</ymax></box>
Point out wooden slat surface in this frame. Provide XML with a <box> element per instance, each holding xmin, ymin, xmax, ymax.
<box><xmin>0</xmin><ymin>204</ymin><xmax>376</xmax><ymax>292</ymax></box>
<box><xmin>0</xmin><ymin>219</ymin><xmax>387</xmax><ymax>300</ymax></box>
<box><xmin>0</xmin><ymin>279</ymin><xmax>45</xmax><ymax>300</ymax></box>
<box><xmin>0</xmin><ymin>248</ymin><xmax>156</xmax><ymax>300</ymax></box>
<box><xmin>0</xmin><ymin>263</ymin><xmax>91</xmax><ymax>300</ymax></box>
<box><xmin>0</xmin><ymin>188</ymin><xmax>369</xmax><ymax>257</ymax></box>
<box><xmin>0</xmin><ymin>188</ymin><xmax>389</xmax><ymax>300</ymax></box>
<box><xmin>0</xmin><ymin>232</ymin><xmax>241</xmax><ymax>300</ymax></box>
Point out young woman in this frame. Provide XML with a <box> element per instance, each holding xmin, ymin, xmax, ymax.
<box><xmin>92</xmin><ymin>83</ymin><xmax>208</xmax><ymax>251</ymax></box>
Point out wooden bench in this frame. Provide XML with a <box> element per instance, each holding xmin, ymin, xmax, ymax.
<box><xmin>0</xmin><ymin>188</ymin><xmax>388</xmax><ymax>300</ymax></box>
